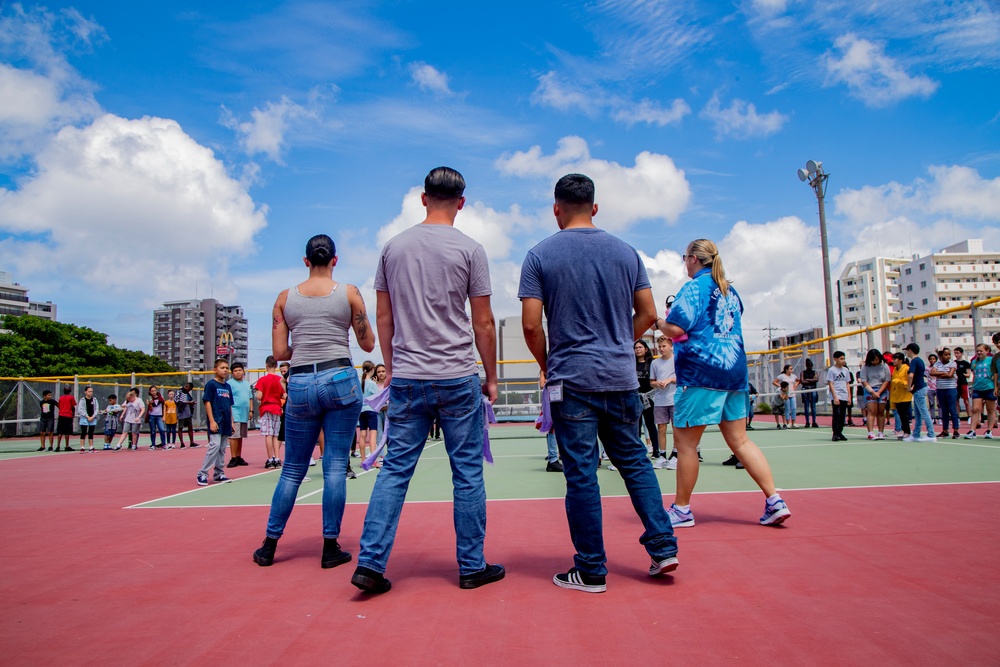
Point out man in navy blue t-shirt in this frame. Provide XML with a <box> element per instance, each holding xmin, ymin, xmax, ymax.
<box><xmin>518</xmin><ymin>173</ymin><xmax>678</xmax><ymax>594</ymax></box>
<box><xmin>904</xmin><ymin>343</ymin><xmax>934</xmax><ymax>441</ymax></box>
<box><xmin>197</xmin><ymin>358</ymin><xmax>235</xmax><ymax>486</ymax></box>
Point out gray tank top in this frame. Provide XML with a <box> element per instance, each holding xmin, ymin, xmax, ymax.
<box><xmin>284</xmin><ymin>283</ymin><xmax>353</xmax><ymax>367</ymax></box>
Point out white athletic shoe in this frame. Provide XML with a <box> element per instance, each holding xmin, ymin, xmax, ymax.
<box><xmin>653</xmin><ymin>457</ymin><xmax>670</xmax><ymax>469</ymax></box>
<box><xmin>985</xmin><ymin>431</ymin><xmax>994</xmax><ymax>439</ymax></box>
<box><xmin>964</xmin><ymin>431</ymin><xmax>977</xmax><ymax>439</ymax></box>
<box><xmin>665</xmin><ymin>457</ymin><xmax>677</xmax><ymax>470</ymax></box>
<box><xmin>309</xmin><ymin>457</ymin><xmax>317</xmax><ymax>466</ymax></box>
<box><xmin>902</xmin><ymin>435</ymin><xmax>918</xmax><ymax>442</ymax></box>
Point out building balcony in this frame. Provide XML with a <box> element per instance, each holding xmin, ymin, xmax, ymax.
<box><xmin>936</xmin><ymin>281</ymin><xmax>1000</xmax><ymax>293</ymax></box>
<box><xmin>934</xmin><ymin>263</ymin><xmax>997</xmax><ymax>275</ymax></box>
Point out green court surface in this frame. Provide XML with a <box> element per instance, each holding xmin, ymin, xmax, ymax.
<box><xmin>125</xmin><ymin>423</ymin><xmax>1000</xmax><ymax>509</ymax></box>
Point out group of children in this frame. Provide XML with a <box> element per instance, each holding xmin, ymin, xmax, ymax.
<box><xmin>37</xmin><ymin>384</ymin><xmax>198</xmax><ymax>452</ymax></box>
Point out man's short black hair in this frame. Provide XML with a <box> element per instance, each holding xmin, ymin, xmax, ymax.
<box><xmin>833</xmin><ymin>351</ymin><xmax>845</xmax><ymax>359</ymax></box>
<box><xmin>554</xmin><ymin>173</ymin><xmax>595</xmax><ymax>206</ymax></box>
<box><xmin>42</xmin><ymin>390</ymin><xmax>52</xmax><ymax>397</ymax></box>
<box><xmin>905</xmin><ymin>343</ymin><xmax>920</xmax><ymax>354</ymax></box>
<box><xmin>230</xmin><ymin>361</ymin><xmax>245</xmax><ymax>371</ymax></box>
<box><xmin>424</xmin><ymin>166</ymin><xmax>465</xmax><ymax>200</ymax></box>
<box><xmin>954</xmin><ymin>346</ymin><xmax>964</xmax><ymax>353</ymax></box>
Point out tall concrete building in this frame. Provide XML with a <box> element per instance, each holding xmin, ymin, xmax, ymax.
<box><xmin>834</xmin><ymin>256</ymin><xmax>908</xmax><ymax>365</ymax></box>
<box><xmin>0</xmin><ymin>270</ymin><xmax>57</xmax><ymax>321</ymax></box>
<box><xmin>898</xmin><ymin>239</ymin><xmax>1000</xmax><ymax>351</ymax></box>
<box><xmin>153</xmin><ymin>299</ymin><xmax>248</xmax><ymax>371</ymax></box>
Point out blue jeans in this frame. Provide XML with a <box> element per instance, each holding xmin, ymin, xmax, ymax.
<box><xmin>937</xmin><ymin>387</ymin><xmax>959</xmax><ymax>432</ymax></box>
<box><xmin>784</xmin><ymin>395</ymin><xmax>797</xmax><ymax>422</ymax></box>
<box><xmin>148</xmin><ymin>415</ymin><xmax>165</xmax><ymax>446</ymax></box>
<box><xmin>551</xmin><ymin>387</ymin><xmax>677</xmax><ymax>577</ymax></box>
<box><xmin>265</xmin><ymin>366</ymin><xmax>362</xmax><ymax>540</ymax></box>
<box><xmin>546</xmin><ymin>432</ymin><xmax>559</xmax><ymax>462</ymax></box>
<box><xmin>802</xmin><ymin>391</ymin><xmax>818</xmax><ymax>423</ymax></box>
<box><xmin>358</xmin><ymin>375</ymin><xmax>487</xmax><ymax>576</ymax></box>
<box><xmin>912</xmin><ymin>387</ymin><xmax>932</xmax><ymax>437</ymax></box>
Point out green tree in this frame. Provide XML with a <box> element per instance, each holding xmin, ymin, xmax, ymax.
<box><xmin>0</xmin><ymin>314</ymin><xmax>175</xmax><ymax>377</ymax></box>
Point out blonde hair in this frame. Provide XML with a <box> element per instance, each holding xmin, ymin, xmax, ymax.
<box><xmin>687</xmin><ymin>239</ymin><xmax>731</xmax><ymax>297</ymax></box>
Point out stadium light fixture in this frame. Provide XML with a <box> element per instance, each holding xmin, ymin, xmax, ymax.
<box><xmin>798</xmin><ymin>160</ymin><xmax>835</xmax><ymax>362</ymax></box>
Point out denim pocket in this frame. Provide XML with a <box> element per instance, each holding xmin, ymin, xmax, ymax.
<box><xmin>555</xmin><ymin>392</ymin><xmax>591</xmax><ymax>422</ymax></box>
<box><xmin>321</xmin><ymin>369</ymin><xmax>362</xmax><ymax>409</ymax></box>
<box><xmin>615</xmin><ymin>391</ymin><xmax>641</xmax><ymax>426</ymax></box>
<box><xmin>436</xmin><ymin>376</ymin><xmax>480</xmax><ymax>418</ymax></box>
<box><xmin>285</xmin><ymin>380</ymin><xmax>317</xmax><ymax>420</ymax></box>
<box><xmin>387</xmin><ymin>382</ymin><xmax>412</xmax><ymax>422</ymax></box>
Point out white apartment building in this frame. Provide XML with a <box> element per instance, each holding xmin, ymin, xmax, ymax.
<box><xmin>153</xmin><ymin>299</ymin><xmax>248</xmax><ymax>371</ymax></box>
<box><xmin>0</xmin><ymin>270</ymin><xmax>57</xmax><ymax>322</ymax></box>
<box><xmin>898</xmin><ymin>239</ymin><xmax>1000</xmax><ymax>351</ymax></box>
<box><xmin>834</xmin><ymin>256</ymin><xmax>908</xmax><ymax>365</ymax></box>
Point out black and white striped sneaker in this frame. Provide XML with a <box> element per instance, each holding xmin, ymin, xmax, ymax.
<box><xmin>553</xmin><ymin>567</ymin><xmax>606</xmax><ymax>593</ymax></box>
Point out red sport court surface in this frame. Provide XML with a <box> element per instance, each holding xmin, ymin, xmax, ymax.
<box><xmin>1</xmin><ymin>422</ymin><xmax>998</xmax><ymax>666</ymax></box>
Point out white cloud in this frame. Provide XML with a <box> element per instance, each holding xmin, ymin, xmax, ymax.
<box><xmin>220</xmin><ymin>95</ymin><xmax>316</xmax><ymax>163</ymax></box>
<box><xmin>832</xmin><ymin>165</ymin><xmax>1000</xmax><ymax>260</ymax></box>
<box><xmin>721</xmin><ymin>217</ymin><xmax>828</xmax><ymax>343</ymax></box>
<box><xmin>0</xmin><ymin>114</ymin><xmax>268</xmax><ymax>306</ymax></box>
<box><xmin>700</xmin><ymin>93</ymin><xmax>788</xmax><ymax>139</ymax></box>
<box><xmin>750</xmin><ymin>0</ymin><xmax>791</xmax><ymax>13</ymax></box>
<box><xmin>496</xmin><ymin>137</ymin><xmax>692</xmax><ymax>228</ymax></box>
<box><xmin>409</xmin><ymin>62</ymin><xmax>453</xmax><ymax>95</ymax></box>
<box><xmin>639</xmin><ymin>248</ymin><xmax>690</xmax><ymax>310</ymax></box>
<box><xmin>612</xmin><ymin>98</ymin><xmax>691</xmax><ymax>127</ymax></box>
<box><xmin>0</xmin><ymin>5</ymin><xmax>103</xmax><ymax>158</ymax></box>
<box><xmin>531</xmin><ymin>72</ymin><xmax>592</xmax><ymax>113</ymax></box>
<box><xmin>376</xmin><ymin>186</ymin><xmax>530</xmax><ymax>260</ymax></box>
<box><xmin>822</xmin><ymin>33</ymin><xmax>939</xmax><ymax>107</ymax></box>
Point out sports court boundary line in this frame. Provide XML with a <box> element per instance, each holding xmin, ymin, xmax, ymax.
<box><xmin>122</xmin><ymin>469</ymin><xmax>277</xmax><ymax>509</ymax></box>
<box><xmin>122</xmin><ymin>479</ymin><xmax>1000</xmax><ymax>509</ymax></box>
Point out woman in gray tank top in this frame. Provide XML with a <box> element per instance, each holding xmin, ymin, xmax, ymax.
<box><xmin>253</xmin><ymin>234</ymin><xmax>376</xmax><ymax>569</ymax></box>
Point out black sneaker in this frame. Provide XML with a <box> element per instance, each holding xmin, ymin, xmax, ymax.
<box><xmin>253</xmin><ymin>537</ymin><xmax>277</xmax><ymax>566</ymax></box>
<box><xmin>459</xmin><ymin>564</ymin><xmax>505</xmax><ymax>589</ymax></box>
<box><xmin>264</xmin><ymin>460</ymin><xmax>274</xmax><ymax>469</ymax></box>
<box><xmin>553</xmin><ymin>567</ymin><xmax>606</xmax><ymax>593</ymax></box>
<box><xmin>951</xmin><ymin>432</ymin><xmax>960</xmax><ymax>439</ymax></box>
<box><xmin>735</xmin><ymin>460</ymin><xmax>744</xmax><ymax>469</ymax></box>
<box><xmin>226</xmin><ymin>458</ymin><xmax>239</xmax><ymax>468</ymax></box>
<box><xmin>351</xmin><ymin>566</ymin><xmax>391</xmax><ymax>594</ymax></box>
<box><xmin>237</xmin><ymin>457</ymin><xmax>249</xmax><ymax>466</ymax></box>
<box><xmin>545</xmin><ymin>460</ymin><xmax>564</xmax><ymax>473</ymax></box>
<box><xmin>346</xmin><ymin>467</ymin><xmax>357</xmax><ymax>480</ymax></box>
<box><xmin>722</xmin><ymin>454</ymin><xmax>740</xmax><ymax>466</ymax></box>
<box><xmin>697</xmin><ymin>451</ymin><xmax>704</xmax><ymax>462</ymax></box>
<box><xmin>321</xmin><ymin>539</ymin><xmax>352</xmax><ymax>569</ymax></box>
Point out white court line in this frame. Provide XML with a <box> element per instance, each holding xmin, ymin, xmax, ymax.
<box><xmin>123</xmin><ymin>469</ymin><xmax>276</xmax><ymax>509</ymax></box>
<box><xmin>125</xmin><ymin>479</ymin><xmax>1000</xmax><ymax>509</ymax></box>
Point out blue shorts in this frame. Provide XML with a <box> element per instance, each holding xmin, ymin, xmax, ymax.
<box><xmin>674</xmin><ymin>386</ymin><xmax>748</xmax><ymax>427</ymax></box>
<box><xmin>358</xmin><ymin>411</ymin><xmax>378</xmax><ymax>431</ymax></box>
<box><xmin>972</xmin><ymin>388</ymin><xmax>996</xmax><ymax>402</ymax></box>
<box><xmin>864</xmin><ymin>392</ymin><xmax>888</xmax><ymax>404</ymax></box>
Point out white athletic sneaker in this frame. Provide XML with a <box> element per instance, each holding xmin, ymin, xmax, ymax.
<box><xmin>308</xmin><ymin>457</ymin><xmax>317</xmax><ymax>466</ymax></box>
<box><xmin>665</xmin><ymin>457</ymin><xmax>677</xmax><ymax>470</ymax></box>
<box><xmin>918</xmin><ymin>435</ymin><xmax>937</xmax><ymax>442</ymax></box>
<box><xmin>876</xmin><ymin>432</ymin><xmax>886</xmax><ymax>440</ymax></box>
<box><xmin>902</xmin><ymin>435</ymin><xmax>918</xmax><ymax>442</ymax></box>
<box><xmin>867</xmin><ymin>432</ymin><xmax>875</xmax><ymax>440</ymax></box>
<box><xmin>985</xmin><ymin>431</ymin><xmax>994</xmax><ymax>439</ymax></box>
<box><xmin>653</xmin><ymin>457</ymin><xmax>670</xmax><ymax>469</ymax></box>
<box><xmin>964</xmin><ymin>431</ymin><xmax>977</xmax><ymax>439</ymax></box>
<box><xmin>607</xmin><ymin>464</ymin><xmax>618</xmax><ymax>472</ymax></box>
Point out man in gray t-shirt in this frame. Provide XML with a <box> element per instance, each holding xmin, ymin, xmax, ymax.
<box><xmin>519</xmin><ymin>173</ymin><xmax>677</xmax><ymax>593</ymax></box>
<box><xmin>353</xmin><ymin>167</ymin><xmax>503</xmax><ymax>595</ymax></box>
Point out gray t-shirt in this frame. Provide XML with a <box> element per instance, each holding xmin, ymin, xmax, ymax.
<box><xmin>826</xmin><ymin>365</ymin><xmax>851</xmax><ymax>401</ymax></box>
<box><xmin>859</xmin><ymin>363</ymin><xmax>891</xmax><ymax>394</ymax></box>
<box><xmin>518</xmin><ymin>227</ymin><xmax>650</xmax><ymax>392</ymax></box>
<box><xmin>650</xmin><ymin>356</ymin><xmax>676</xmax><ymax>406</ymax></box>
<box><xmin>374</xmin><ymin>223</ymin><xmax>491</xmax><ymax>380</ymax></box>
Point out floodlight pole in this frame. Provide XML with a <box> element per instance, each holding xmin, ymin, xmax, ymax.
<box><xmin>807</xmin><ymin>167</ymin><xmax>836</xmax><ymax>364</ymax></box>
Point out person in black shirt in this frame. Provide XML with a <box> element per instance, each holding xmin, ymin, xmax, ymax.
<box><xmin>38</xmin><ymin>390</ymin><xmax>58</xmax><ymax>451</ymax></box>
<box><xmin>954</xmin><ymin>347</ymin><xmax>972</xmax><ymax>422</ymax></box>
<box><xmin>800</xmin><ymin>359</ymin><xmax>820</xmax><ymax>428</ymax></box>
<box><xmin>634</xmin><ymin>339</ymin><xmax>660</xmax><ymax>458</ymax></box>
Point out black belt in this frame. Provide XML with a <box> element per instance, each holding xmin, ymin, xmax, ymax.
<box><xmin>287</xmin><ymin>358</ymin><xmax>353</xmax><ymax>376</ymax></box>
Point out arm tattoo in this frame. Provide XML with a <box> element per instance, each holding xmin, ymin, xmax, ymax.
<box><xmin>355</xmin><ymin>311</ymin><xmax>369</xmax><ymax>338</ymax></box>
<box><xmin>272</xmin><ymin>314</ymin><xmax>284</xmax><ymax>330</ymax></box>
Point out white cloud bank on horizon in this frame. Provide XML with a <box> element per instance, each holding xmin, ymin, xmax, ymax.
<box><xmin>496</xmin><ymin>136</ymin><xmax>692</xmax><ymax>229</ymax></box>
<box><xmin>0</xmin><ymin>114</ymin><xmax>268</xmax><ymax>307</ymax></box>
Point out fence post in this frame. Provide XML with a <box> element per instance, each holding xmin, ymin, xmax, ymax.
<box><xmin>130</xmin><ymin>372</ymin><xmax>136</xmax><ymax>389</ymax></box>
<box><xmin>74</xmin><ymin>375</ymin><xmax>79</xmax><ymax>400</ymax></box>
<box><xmin>16</xmin><ymin>379</ymin><xmax>24</xmax><ymax>437</ymax></box>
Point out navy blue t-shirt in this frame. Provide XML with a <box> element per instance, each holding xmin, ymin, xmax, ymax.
<box><xmin>908</xmin><ymin>355</ymin><xmax>927</xmax><ymax>392</ymax></box>
<box><xmin>518</xmin><ymin>227</ymin><xmax>650</xmax><ymax>392</ymax></box>
<box><xmin>203</xmin><ymin>379</ymin><xmax>234</xmax><ymax>437</ymax></box>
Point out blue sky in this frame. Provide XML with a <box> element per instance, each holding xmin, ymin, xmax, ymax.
<box><xmin>1</xmin><ymin>0</ymin><xmax>998</xmax><ymax>363</ymax></box>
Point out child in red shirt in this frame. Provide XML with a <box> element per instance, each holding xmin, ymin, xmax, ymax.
<box><xmin>255</xmin><ymin>356</ymin><xmax>286</xmax><ymax>469</ymax></box>
<box><xmin>56</xmin><ymin>386</ymin><xmax>77</xmax><ymax>452</ymax></box>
